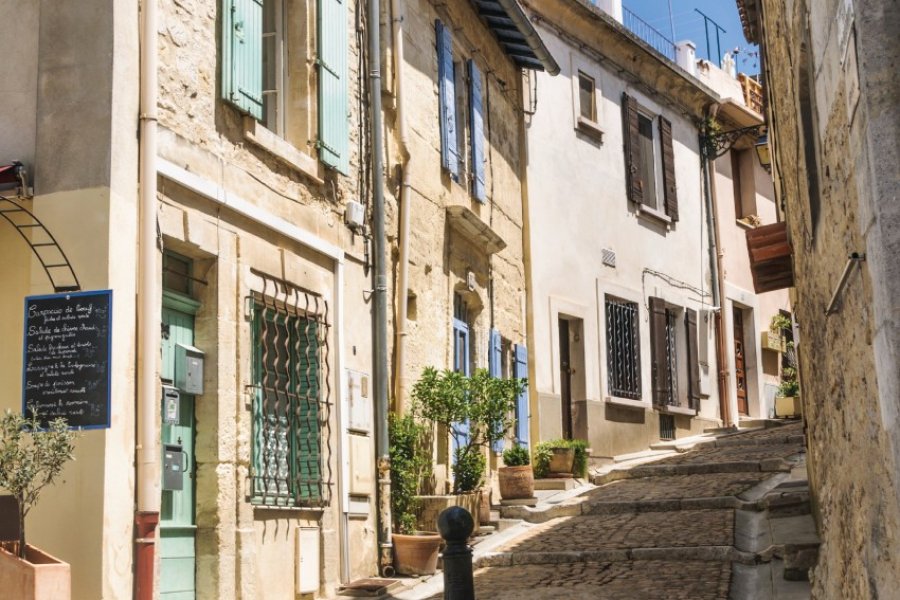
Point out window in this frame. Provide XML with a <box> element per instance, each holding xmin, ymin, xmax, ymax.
<box><xmin>731</xmin><ymin>150</ymin><xmax>758</xmax><ymax>221</ymax></box>
<box><xmin>605</xmin><ymin>296</ymin><xmax>641</xmax><ymax>400</ymax></box>
<box><xmin>622</xmin><ymin>93</ymin><xmax>678</xmax><ymax>221</ymax></box>
<box><xmin>251</xmin><ymin>296</ymin><xmax>328</xmax><ymax>506</ymax></box>
<box><xmin>436</xmin><ymin>21</ymin><xmax>486</xmax><ymax>201</ymax></box>
<box><xmin>222</xmin><ymin>0</ymin><xmax>349</xmax><ymax>174</ymax></box>
<box><xmin>578</xmin><ymin>71</ymin><xmax>596</xmax><ymax>121</ymax></box>
<box><xmin>649</xmin><ymin>298</ymin><xmax>701</xmax><ymax>410</ymax></box>
<box><xmin>163</xmin><ymin>252</ymin><xmax>193</xmax><ymax>296</ymax></box>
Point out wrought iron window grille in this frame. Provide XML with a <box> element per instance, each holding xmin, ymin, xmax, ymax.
<box><xmin>606</xmin><ymin>296</ymin><xmax>642</xmax><ymax>400</ymax></box>
<box><xmin>248</xmin><ymin>271</ymin><xmax>333</xmax><ymax>508</ymax></box>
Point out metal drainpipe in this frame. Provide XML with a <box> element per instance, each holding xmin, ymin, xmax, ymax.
<box><xmin>392</xmin><ymin>0</ymin><xmax>411</xmax><ymax>416</ymax></box>
<box><xmin>136</xmin><ymin>0</ymin><xmax>162</xmax><ymax>597</ymax></box>
<box><xmin>368</xmin><ymin>0</ymin><xmax>394</xmax><ymax>576</ymax></box>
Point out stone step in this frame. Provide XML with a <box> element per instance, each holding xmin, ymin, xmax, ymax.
<box><xmin>534</xmin><ymin>477</ymin><xmax>581</xmax><ymax>491</ymax></box>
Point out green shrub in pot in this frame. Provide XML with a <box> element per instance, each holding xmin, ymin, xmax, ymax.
<box><xmin>502</xmin><ymin>445</ymin><xmax>530</xmax><ymax>467</ymax></box>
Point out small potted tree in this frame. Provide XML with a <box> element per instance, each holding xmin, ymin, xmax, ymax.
<box><xmin>0</xmin><ymin>409</ymin><xmax>77</xmax><ymax>600</ymax></box>
<box><xmin>389</xmin><ymin>411</ymin><xmax>443</xmax><ymax>576</ymax></box>
<box><xmin>533</xmin><ymin>439</ymin><xmax>589</xmax><ymax>479</ymax></box>
<box><xmin>498</xmin><ymin>445</ymin><xmax>534</xmax><ymax>501</ymax></box>
<box><xmin>775</xmin><ymin>367</ymin><xmax>801</xmax><ymax>418</ymax></box>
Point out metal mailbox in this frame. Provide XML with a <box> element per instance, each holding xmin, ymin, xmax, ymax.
<box><xmin>175</xmin><ymin>343</ymin><xmax>204</xmax><ymax>395</ymax></box>
<box><xmin>163</xmin><ymin>444</ymin><xmax>185</xmax><ymax>491</ymax></box>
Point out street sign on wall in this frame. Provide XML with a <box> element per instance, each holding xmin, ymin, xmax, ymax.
<box><xmin>22</xmin><ymin>290</ymin><xmax>112</xmax><ymax>429</ymax></box>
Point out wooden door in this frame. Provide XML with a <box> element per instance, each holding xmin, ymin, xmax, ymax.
<box><xmin>160</xmin><ymin>305</ymin><xmax>197</xmax><ymax>600</ymax></box>
<box><xmin>559</xmin><ymin>319</ymin><xmax>573</xmax><ymax>440</ymax></box>
<box><xmin>733</xmin><ymin>308</ymin><xmax>749</xmax><ymax>415</ymax></box>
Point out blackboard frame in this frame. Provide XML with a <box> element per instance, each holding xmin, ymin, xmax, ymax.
<box><xmin>21</xmin><ymin>289</ymin><xmax>113</xmax><ymax>430</ymax></box>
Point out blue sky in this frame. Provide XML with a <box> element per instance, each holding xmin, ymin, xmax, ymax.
<box><xmin>622</xmin><ymin>0</ymin><xmax>760</xmax><ymax>73</ymax></box>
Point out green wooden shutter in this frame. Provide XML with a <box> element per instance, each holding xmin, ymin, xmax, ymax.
<box><xmin>295</xmin><ymin>317</ymin><xmax>321</xmax><ymax>501</ymax></box>
<box><xmin>318</xmin><ymin>0</ymin><xmax>350</xmax><ymax>174</ymax></box>
<box><xmin>223</xmin><ymin>0</ymin><xmax>264</xmax><ymax>119</ymax></box>
<box><xmin>659</xmin><ymin>115</ymin><xmax>679</xmax><ymax>221</ymax></box>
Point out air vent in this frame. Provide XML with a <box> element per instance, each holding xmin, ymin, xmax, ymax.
<box><xmin>602</xmin><ymin>248</ymin><xmax>616</xmax><ymax>268</ymax></box>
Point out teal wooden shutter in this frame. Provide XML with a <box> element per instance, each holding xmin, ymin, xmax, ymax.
<box><xmin>513</xmin><ymin>344</ymin><xmax>529</xmax><ymax>447</ymax></box>
<box><xmin>489</xmin><ymin>328</ymin><xmax>503</xmax><ymax>452</ymax></box>
<box><xmin>318</xmin><ymin>0</ymin><xmax>350</xmax><ymax>174</ymax></box>
<box><xmin>436</xmin><ymin>21</ymin><xmax>459</xmax><ymax>178</ymax></box>
<box><xmin>223</xmin><ymin>0</ymin><xmax>264</xmax><ymax>119</ymax></box>
<box><xmin>295</xmin><ymin>317</ymin><xmax>321</xmax><ymax>501</ymax></box>
<box><xmin>469</xmin><ymin>60</ymin><xmax>486</xmax><ymax>202</ymax></box>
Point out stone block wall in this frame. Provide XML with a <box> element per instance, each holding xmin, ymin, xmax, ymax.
<box><xmin>757</xmin><ymin>0</ymin><xmax>900</xmax><ymax>594</ymax></box>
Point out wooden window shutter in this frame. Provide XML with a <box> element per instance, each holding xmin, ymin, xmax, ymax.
<box><xmin>469</xmin><ymin>60</ymin><xmax>486</xmax><ymax>202</ymax></box>
<box><xmin>649</xmin><ymin>296</ymin><xmax>670</xmax><ymax>408</ymax></box>
<box><xmin>223</xmin><ymin>0</ymin><xmax>264</xmax><ymax>120</ymax></box>
<box><xmin>489</xmin><ymin>328</ymin><xmax>503</xmax><ymax>452</ymax></box>
<box><xmin>659</xmin><ymin>115</ymin><xmax>679</xmax><ymax>221</ymax></box>
<box><xmin>436</xmin><ymin>21</ymin><xmax>459</xmax><ymax>178</ymax></box>
<box><xmin>622</xmin><ymin>92</ymin><xmax>643</xmax><ymax>205</ymax></box>
<box><xmin>318</xmin><ymin>0</ymin><xmax>350</xmax><ymax>174</ymax></box>
<box><xmin>685</xmin><ymin>308</ymin><xmax>701</xmax><ymax>410</ymax></box>
<box><xmin>513</xmin><ymin>344</ymin><xmax>529</xmax><ymax>447</ymax></box>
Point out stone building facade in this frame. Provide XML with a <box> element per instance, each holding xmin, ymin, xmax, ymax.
<box><xmin>737</xmin><ymin>0</ymin><xmax>900</xmax><ymax>595</ymax></box>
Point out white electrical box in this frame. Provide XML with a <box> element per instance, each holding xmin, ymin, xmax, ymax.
<box><xmin>347</xmin><ymin>370</ymin><xmax>372</xmax><ymax>432</ymax></box>
<box><xmin>345</xmin><ymin>200</ymin><xmax>366</xmax><ymax>230</ymax></box>
<box><xmin>296</xmin><ymin>527</ymin><xmax>320</xmax><ymax>594</ymax></box>
<box><xmin>175</xmin><ymin>343</ymin><xmax>205</xmax><ymax>395</ymax></box>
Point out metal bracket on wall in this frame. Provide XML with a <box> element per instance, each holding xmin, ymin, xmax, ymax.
<box><xmin>0</xmin><ymin>194</ymin><xmax>81</xmax><ymax>293</ymax></box>
<box><xmin>825</xmin><ymin>253</ymin><xmax>867</xmax><ymax>316</ymax></box>
<box><xmin>700</xmin><ymin>124</ymin><xmax>766</xmax><ymax>161</ymax></box>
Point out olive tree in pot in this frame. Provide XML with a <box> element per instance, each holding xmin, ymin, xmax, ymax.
<box><xmin>0</xmin><ymin>409</ymin><xmax>77</xmax><ymax>600</ymax></box>
<box><xmin>388</xmin><ymin>411</ymin><xmax>442</xmax><ymax>576</ymax></box>
<box><xmin>412</xmin><ymin>368</ymin><xmax>525</xmax><ymax>524</ymax></box>
<box><xmin>498</xmin><ymin>446</ymin><xmax>534</xmax><ymax>502</ymax></box>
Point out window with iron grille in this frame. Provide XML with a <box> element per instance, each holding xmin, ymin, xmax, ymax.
<box><xmin>605</xmin><ymin>296</ymin><xmax>641</xmax><ymax>399</ymax></box>
<box><xmin>250</xmin><ymin>287</ymin><xmax>331</xmax><ymax>507</ymax></box>
<box><xmin>664</xmin><ymin>309</ymin><xmax>679</xmax><ymax>406</ymax></box>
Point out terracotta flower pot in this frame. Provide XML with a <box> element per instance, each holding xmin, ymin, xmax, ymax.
<box><xmin>392</xmin><ymin>532</ymin><xmax>443</xmax><ymax>576</ymax></box>
<box><xmin>498</xmin><ymin>465</ymin><xmax>535</xmax><ymax>500</ymax></box>
<box><xmin>0</xmin><ymin>543</ymin><xmax>70</xmax><ymax>600</ymax></box>
<box><xmin>478</xmin><ymin>488</ymin><xmax>491</xmax><ymax>525</ymax></box>
<box><xmin>548</xmin><ymin>447</ymin><xmax>575</xmax><ymax>476</ymax></box>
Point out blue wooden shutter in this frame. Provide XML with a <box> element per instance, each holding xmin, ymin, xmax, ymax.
<box><xmin>436</xmin><ymin>21</ymin><xmax>459</xmax><ymax>178</ymax></box>
<box><xmin>452</xmin><ymin>318</ymin><xmax>470</xmax><ymax>459</ymax></box>
<box><xmin>318</xmin><ymin>0</ymin><xmax>350</xmax><ymax>174</ymax></box>
<box><xmin>469</xmin><ymin>60</ymin><xmax>486</xmax><ymax>202</ymax></box>
<box><xmin>489</xmin><ymin>328</ymin><xmax>503</xmax><ymax>452</ymax></box>
<box><xmin>513</xmin><ymin>344</ymin><xmax>529</xmax><ymax>447</ymax></box>
<box><xmin>223</xmin><ymin>0</ymin><xmax>264</xmax><ymax>119</ymax></box>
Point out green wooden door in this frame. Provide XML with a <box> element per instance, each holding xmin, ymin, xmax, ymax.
<box><xmin>160</xmin><ymin>305</ymin><xmax>197</xmax><ymax>600</ymax></box>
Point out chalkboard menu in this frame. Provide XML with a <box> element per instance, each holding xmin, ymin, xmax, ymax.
<box><xmin>22</xmin><ymin>290</ymin><xmax>112</xmax><ymax>429</ymax></box>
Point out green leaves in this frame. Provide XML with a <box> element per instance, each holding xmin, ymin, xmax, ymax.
<box><xmin>0</xmin><ymin>409</ymin><xmax>78</xmax><ymax>558</ymax></box>
<box><xmin>532</xmin><ymin>439</ymin><xmax>589</xmax><ymax>479</ymax></box>
<box><xmin>502</xmin><ymin>445</ymin><xmax>530</xmax><ymax>467</ymax></box>
<box><xmin>388</xmin><ymin>412</ymin><xmax>431</xmax><ymax>534</ymax></box>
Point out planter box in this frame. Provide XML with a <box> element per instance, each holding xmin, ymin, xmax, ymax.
<box><xmin>392</xmin><ymin>532</ymin><xmax>442</xmax><ymax>576</ymax></box>
<box><xmin>413</xmin><ymin>492</ymin><xmax>480</xmax><ymax>533</ymax></box>
<box><xmin>0</xmin><ymin>544</ymin><xmax>70</xmax><ymax>600</ymax></box>
<box><xmin>775</xmin><ymin>395</ymin><xmax>802</xmax><ymax>418</ymax></box>
<box><xmin>761</xmin><ymin>331</ymin><xmax>787</xmax><ymax>353</ymax></box>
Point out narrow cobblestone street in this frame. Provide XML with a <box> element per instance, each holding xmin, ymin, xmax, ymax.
<box><xmin>395</xmin><ymin>421</ymin><xmax>813</xmax><ymax>600</ymax></box>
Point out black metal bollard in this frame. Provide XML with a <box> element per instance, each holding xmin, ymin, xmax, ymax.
<box><xmin>438</xmin><ymin>506</ymin><xmax>475</xmax><ymax>600</ymax></box>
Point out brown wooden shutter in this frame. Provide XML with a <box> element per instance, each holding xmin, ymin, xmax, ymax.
<box><xmin>649</xmin><ymin>296</ymin><xmax>669</xmax><ymax>408</ymax></box>
<box><xmin>622</xmin><ymin>93</ymin><xmax>643</xmax><ymax>205</ymax></box>
<box><xmin>659</xmin><ymin>116</ymin><xmax>678</xmax><ymax>221</ymax></box>
<box><xmin>685</xmin><ymin>308</ymin><xmax>701</xmax><ymax>410</ymax></box>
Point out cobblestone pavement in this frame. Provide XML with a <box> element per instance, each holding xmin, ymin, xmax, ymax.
<box><xmin>499</xmin><ymin>509</ymin><xmax>734</xmax><ymax>553</ymax></box>
<box><xmin>406</xmin><ymin>422</ymin><xmax>809</xmax><ymax>600</ymax></box>
<box><xmin>425</xmin><ymin>560</ymin><xmax>732</xmax><ymax>599</ymax></box>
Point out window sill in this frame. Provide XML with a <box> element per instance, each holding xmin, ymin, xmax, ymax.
<box><xmin>575</xmin><ymin>116</ymin><xmax>604</xmax><ymax>143</ymax></box>
<box><xmin>251</xmin><ymin>501</ymin><xmax>327</xmax><ymax>516</ymax></box>
<box><xmin>658</xmin><ymin>404</ymin><xmax>697</xmax><ymax>417</ymax></box>
<box><xmin>635</xmin><ymin>203</ymin><xmax>673</xmax><ymax>229</ymax></box>
<box><xmin>242</xmin><ymin>116</ymin><xmax>324</xmax><ymax>185</ymax></box>
<box><xmin>605</xmin><ymin>396</ymin><xmax>650</xmax><ymax>410</ymax></box>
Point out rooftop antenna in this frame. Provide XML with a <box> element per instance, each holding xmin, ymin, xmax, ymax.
<box><xmin>694</xmin><ymin>8</ymin><xmax>727</xmax><ymax>68</ymax></box>
<box><xmin>667</xmin><ymin>0</ymin><xmax>676</xmax><ymax>42</ymax></box>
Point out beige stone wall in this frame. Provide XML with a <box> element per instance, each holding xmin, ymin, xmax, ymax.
<box><xmin>388</xmin><ymin>0</ymin><xmax>528</xmax><ymax>485</ymax></box>
<box><xmin>757</xmin><ymin>0</ymin><xmax>900</xmax><ymax>594</ymax></box>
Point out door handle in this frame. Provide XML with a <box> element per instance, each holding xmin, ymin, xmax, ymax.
<box><xmin>182</xmin><ymin>451</ymin><xmax>191</xmax><ymax>478</ymax></box>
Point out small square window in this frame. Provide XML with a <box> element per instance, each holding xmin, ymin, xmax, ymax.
<box><xmin>578</xmin><ymin>72</ymin><xmax>596</xmax><ymax>122</ymax></box>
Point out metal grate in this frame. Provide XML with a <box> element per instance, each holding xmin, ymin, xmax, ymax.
<box><xmin>606</xmin><ymin>297</ymin><xmax>641</xmax><ymax>399</ymax></box>
<box><xmin>659</xmin><ymin>413</ymin><xmax>676</xmax><ymax>441</ymax></box>
<box><xmin>622</xmin><ymin>6</ymin><xmax>677</xmax><ymax>62</ymax></box>
<box><xmin>601</xmin><ymin>248</ymin><xmax>617</xmax><ymax>268</ymax></box>
<box><xmin>250</xmin><ymin>271</ymin><xmax>332</xmax><ymax>507</ymax></box>
<box><xmin>664</xmin><ymin>310</ymin><xmax>679</xmax><ymax>406</ymax></box>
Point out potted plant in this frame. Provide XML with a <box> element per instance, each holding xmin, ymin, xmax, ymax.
<box><xmin>411</xmin><ymin>367</ymin><xmax>525</xmax><ymax>527</ymax></box>
<box><xmin>498</xmin><ymin>446</ymin><xmax>534</xmax><ymax>501</ymax></box>
<box><xmin>533</xmin><ymin>439</ymin><xmax>589</xmax><ymax>479</ymax></box>
<box><xmin>775</xmin><ymin>367</ymin><xmax>801</xmax><ymax>418</ymax></box>
<box><xmin>389</xmin><ymin>411</ymin><xmax>442</xmax><ymax>576</ymax></box>
<box><xmin>0</xmin><ymin>409</ymin><xmax>77</xmax><ymax>600</ymax></box>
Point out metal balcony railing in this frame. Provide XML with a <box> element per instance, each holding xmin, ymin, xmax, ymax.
<box><xmin>622</xmin><ymin>6</ymin><xmax>676</xmax><ymax>62</ymax></box>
